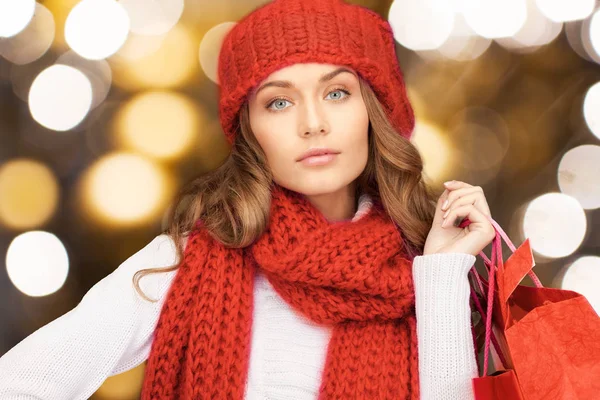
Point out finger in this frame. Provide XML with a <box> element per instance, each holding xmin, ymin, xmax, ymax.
<box><xmin>443</xmin><ymin>180</ymin><xmax>474</xmax><ymax>190</ymax></box>
<box><xmin>441</xmin><ymin>187</ymin><xmax>482</xmax><ymax>210</ymax></box>
<box><xmin>443</xmin><ymin>192</ymin><xmax>491</xmax><ymax>217</ymax></box>
<box><xmin>441</xmin><ymin>203</ymin><xmax>492</xmax><ymax>231</ymax></box>
<box><xmin>433</xmin><ymin>188</ymin><xmax>450</xmax><ymax>223</ymax></box>
<box><xmin>442</xmin><ymin>203</ymin><xmax>472</xmax><ymax>228</ymax></box>
<box><xmin>442</xmin><ymin>205</ymin><xmax>496</xmax><ymax>246</ymax></box>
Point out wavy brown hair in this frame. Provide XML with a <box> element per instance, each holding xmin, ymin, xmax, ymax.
<box><xmin>133</xmin><ymin>76</ymin><xmax>437</xmax><ymax>302</ymax></box>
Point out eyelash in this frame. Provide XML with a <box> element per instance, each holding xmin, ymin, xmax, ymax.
<box><xmin>265</xmin><ymin>87</ymin><xmax>352</xmax><ymax>113</ymax></box>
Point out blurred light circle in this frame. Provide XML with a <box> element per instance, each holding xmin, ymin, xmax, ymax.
<box><xmin>56</xmin><ymin>50</ymin><xmax>113</xmax><ymax>110</ymax></box>
<box><xmin>535</xmin><ymin>0</ymin><xmax>594</xmax><ymax>23</ymax></box>
<box><xmin>463</xmin><ymin>0</ymin><xmax>527</xmax><ymax>39</ymax></box>
<box><xmin>9</xmin><ymin>56</ymin><xmax>56</xmax><ymax>103</ymax></box>
<box><xmin>565</xmin><ymin>19</ymin><xmax>600</xmax><ymax>63</ymax></box>
<box><xmin>427</xmin><ymin>13</ymin><xmax>492</xmax><ymax>61</ymax></box>
<box><xmin>0</xmin><ymin>159</ymin><xmax>60</xmax><ymax>230</ymax></box>
<box><xmin>115</xmin><ymin>91</ymin><xmax>201</xmax><ymax>160</ymax></box>
<box><xmin>82</xmin><ymin>153</ymin><xmax>169</xmax><ymax>224</ymax></box>
<box><xmin>199</xmin><ymin>22</ymin><xmax>236</xmax><ymax>84</ymax></box>
<box><xmin>6</xmin><ymin>231</ymin><xmax>69</xmax><ymax>297</ymax></box>
<box><xmin>28</xmin><ymin>64</ymin><xmax>93</xmax><ymax>131</ymax></box>
<box><xmin>0</xmin><ymin>3</ymin><xmax>55</xmax><ymax>65</ymax></box>
<box><xmin>558</xmin><ymin>145</ymin><xmax>600</xmax><ymax>210</ymax></box>
<box><xmin>0</xmin><ymin>0</ymin><xmax>35</xmax><ymax>38</ymax></box>
<box><xmin>388</xmin><ymin>0</ymin><xmax>454</xmax><ymax>51</ymax></box>
<box><xmin>110</xmin><ymin>24</ymin><xmax>196</xmax><ymax>90</ymax></box>
<box><xmin>42</xmin><ymin>0</ymin><xmax>83</xmax><ymax>49</ymax></box>
<box><xmin>583</xmin><ymin>81</ymin><xmax>600</xmax><ymax>139</ymax></box>
<box><xmin>560</xmin><ymin>256</ymin><xmax>600</xmax><ymax>314</ymax></box>
<box><xmin>65</xmin><ymin>0</ymin><xmax>130</xmax><ymax>60</ymax></box>
<box><xmin>565</xmin><ymin>20</ymin><xmax>591</xmax><ymax>61</ymax></box>
<box><xmin>589</xmin><ymin>10</ymin><xmax>600</xmax><ymax>61</ymax></box>
<box><xmin>522</xmin><ymin>192</ymin><xmax>587</xmax><ymax>258</ymax></box>
<box><xmin>411</xmin><ymin>120</ymin><xmax>453</xmax><ymax>183</ymax></box>
<box><xmin>436</xmin><ymin>35</ymin><xmax>492</xmax><ymax>61</ymax></box>
<box><xmin>113</xmin><ymin>31</ymin><xmax>166</xmax><ymax>61</ymax></box>
<box><xmin>496</xmin><ymin>0</ymin><xmax>562</xmax><ymax>52</ymax></box>
<box><xmin>579</xmin><ymin>15</ymin><xmax>600</xmax><ymax>64</ymax></box>
<box><xmin>119</xmin><ymin>0</ymin><xmax>184</xmax><ymax>36</ymax></box>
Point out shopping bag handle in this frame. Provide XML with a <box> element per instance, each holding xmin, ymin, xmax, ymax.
<box><xmin>469</xmin><ymin>272</ymin><xmax>510</xmax><ymax>374</ymax></box>
<box><xmin>461</xmin><ymin>216</ymin><xmax>543</xmax><ymax>292</ymax></box>
<box><xmin>477</xmin><ymin>217</ymin><xmax>543</xmax><ymax>289</ymax></box>
<box><xmin>463</xmin><ymin>215</ymin><xmax>543</xmax><ymax>376</ymax></box>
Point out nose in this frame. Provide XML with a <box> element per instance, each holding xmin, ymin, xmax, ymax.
<box><xmin>299</xmin><ymin>99</ymin><xmax>330</xmax><ymax>137</ymax></box>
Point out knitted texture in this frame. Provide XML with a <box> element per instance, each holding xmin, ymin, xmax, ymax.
<box><xmin>217</xmin><ymin>0</ymin><xmax>415</xmax><ymax>145</ymax></box>
<box><xmin>141</xmin><ymin>183</ymin><xmax>420</xmax><ymax>399</ymax></box>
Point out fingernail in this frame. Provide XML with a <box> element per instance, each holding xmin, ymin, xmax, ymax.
<box><xmin>443</xmin><ymin>209</ymin><xmax>449</xmax><ymax>218</ymax></box>
<box><xmin>444</xmin><ymin>180</ymin><xmax>453</xmax><ymax>186</ymax></box>
<box><xmin>442</xmin><ymin>200</ymin><xmax>449</xmax><ymax>210</ymax></box>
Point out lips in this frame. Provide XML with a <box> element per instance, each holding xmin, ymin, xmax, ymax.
<box><xmin>297</xmin><ymin>148</ymin><xmax>341</xmax><ymax>162</ymax></box>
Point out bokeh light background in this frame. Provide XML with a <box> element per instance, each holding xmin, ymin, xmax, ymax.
<box><xmin>1</xmin><ymin>0</ymin><xmax>600</xmax><ymax>397</ymax></box>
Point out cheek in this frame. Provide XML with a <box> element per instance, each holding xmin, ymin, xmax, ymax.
<box><xmin>337</xmin><ymin>101</ymin><xmax>369</xmax><ymax>150</ymax></box>
<box><xmin>249</xmin><ymin>117</ymin><xmax>297</xmax><ymax>172</ymax></box>
<box><xmin>247</xmin><ymin>102</ymin><xmax>303</xmax><ymax>180</ymax></box>
<box><xmin>250</xmin><ymin>110</ymin><xmax>283</xmax><ymax>153</ymax></box>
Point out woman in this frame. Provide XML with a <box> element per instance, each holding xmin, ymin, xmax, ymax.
<box><xmin>0</xmin><ymin>0</ymin><xmax>496</xmax><ymax>399</ymax></box>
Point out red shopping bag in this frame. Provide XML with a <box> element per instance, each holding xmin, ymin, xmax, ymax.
<box><xmin>465</xmin><ymin>217</ymin><xmax>600</xmax><ymax>400</ymax></box>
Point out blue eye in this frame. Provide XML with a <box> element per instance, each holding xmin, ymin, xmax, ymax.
<box><xmin>325</xmin><ymin>89</ymin><xmax>349</xmax><ymax>100</ymax></box>
<box><xmin>265</xmin><ymin>88</ymin><xmax>351</xmax><ymax>112</ymax></box>
<box><xmin>268</xmin><ymin>99</ymin><xmax>292</xmax><ymax>111</ymax></box>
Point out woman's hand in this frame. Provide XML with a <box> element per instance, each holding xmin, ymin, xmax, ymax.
<box><xmin>423</xmin><ymin>180</ymin><xmax>496</xmax><ymax>257</ymax></box>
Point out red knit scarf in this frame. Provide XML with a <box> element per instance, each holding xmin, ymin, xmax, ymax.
<box><xmin>141</xmin><ymin>184</ymin><xmax>420</xmax><ymax>399</ymax></box>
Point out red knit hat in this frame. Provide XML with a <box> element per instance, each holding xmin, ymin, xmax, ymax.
<box><xmin>217</xmin><ymin>0</ymin><xmax>415</xmax><ymax>145</ymax></box>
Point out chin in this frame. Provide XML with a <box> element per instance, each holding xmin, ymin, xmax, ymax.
<box><xmin>276</xmin><ymin>172</ymin><xmax>358</xmax><ymax>197</ymax></box>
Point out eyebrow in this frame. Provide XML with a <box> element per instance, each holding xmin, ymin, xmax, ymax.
<box><xmin>252</xmin><ymin>67</ymin><xmax>357</xmax><ymax>97</ymax></box>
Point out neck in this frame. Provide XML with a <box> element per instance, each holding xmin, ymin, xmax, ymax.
<box><xmin>304</xmin><ymin>183</ymin><xmax>358</xmax><ymax>222</ymax></box>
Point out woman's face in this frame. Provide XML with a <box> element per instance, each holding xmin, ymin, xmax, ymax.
<box><xmin>247</xmin><ymin>63</ymin><xmax>369</xmax><ymax>197</ymax></box>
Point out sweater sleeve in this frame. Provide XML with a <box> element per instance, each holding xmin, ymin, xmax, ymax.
<box><xmin>412</xmin><ymin>252</ymin><xmax>479</xmax><ymax>400</ymax></box>
<box><xmin>0</xmin><ymin>234</ymin><xmax>180</xmax><ymax>400</ymax></box>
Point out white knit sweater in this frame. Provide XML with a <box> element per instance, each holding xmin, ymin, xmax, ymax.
<box><xmin>0</xmin><ymin>204</ymin><xmax>479</xmax><ymax>399</ymax></box>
